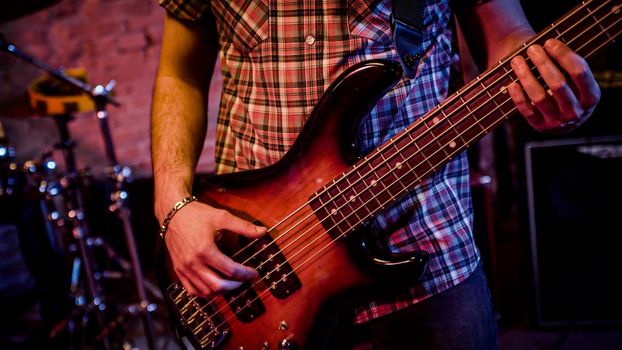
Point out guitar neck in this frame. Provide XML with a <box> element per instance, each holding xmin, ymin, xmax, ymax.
<box><xmin>313</xmin><ymin>0</ymin><xmax>621</xmax><ymax>238</ymax></box>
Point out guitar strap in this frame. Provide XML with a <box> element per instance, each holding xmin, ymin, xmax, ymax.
<box><xmin>391</xmin><ymin>0</ymin><xmax>427</xmax><ymax>79</ymax></box>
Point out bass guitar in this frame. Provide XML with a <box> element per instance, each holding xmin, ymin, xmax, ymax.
<box><xmin>157</xmin><ymin>0</ymin><xmax>622</xmax><ymax>348</ymax></box>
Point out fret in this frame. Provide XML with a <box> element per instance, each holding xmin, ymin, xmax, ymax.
<box><xmin>372</xmin><ymin>180</ymin><xmax>392</xmax><ymax>211</ymax></box>
<box><xmin>591</xmin><ymin>7</ymin><xmax>609</xmax><ymax>34</ymax></box>
<box><xmin>391</xmin><ymin>173</ymin><xmax>409</xmax><ymax>195</ymax></box>
<box><xmin>439</xmin><ymin>144</ymin><xmax>453</xmax><ymax>159</ymax></box>
<box><xmin>311</xmin><ymin>0</ymin><xmax>621</xmax><ymax>243</ymax></box>
<box><xmin>354</xmin><ymin>168</ymin><xmax>364</xmax><ymax>181</ymax></box>
<box><xmin>392</xmin><ymin>140</ymin><xmax>407</xmax><ymax>161</ymax></box>
<box><xmin>379</xmin><ymin>152</ymin><xmax>388</xmax><ymax>163</ymax></box>
<box><xmin>483</xmin><ymin>84</ymin><xmax>493</xmax><ymax>98</ymax></box>
<box><xmin>458</xmin><ymin>95</ymin><xmax>472</xmax><ymax>113</ymax></box>
<box><xmin>343</xmin><ymin>176</ymin><xmax>354</xmax><ymax>188</ymax></box>
<box><xmin>443</xmin><ymin>110</ymin><xmax>455</xmax><ymax>127</ymax></box>
<box><xmin>346</xmin><ymin>197</ymin><xmax>363</xmax><ymax>223</ymax></box>
<box><xmin>595</xmin><ymin>4</ymin><xmax>621</xmax><ymax>39</ymax></box>
<box><xmin>367</xmin><ymin>150</ymin><xmax>384</xmax><ymax>169</ymax></box>
<box><xmin>369</xmin><ymin>189</ymin><xmax>385</xmax><ymax>209</ymax></box>
<box><xmin>500</xmin><ymin>63</ymin><xmax>511</xmax><ymax>75</ymax></box>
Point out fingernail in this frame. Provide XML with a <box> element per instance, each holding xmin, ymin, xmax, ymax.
<box><xmin>255</xmin><ymin>226</ymin><xmax>266</xmax><ymax>233</ymax></box>
<box><xmin>527</xmin><ymin>45</ymin><xmax>537</xmax><ymax>55</ymax></box>
<box><xmin>544</xmin><ymin>39</ymin><xmax>556</xmax><ymax>49</ymax></box>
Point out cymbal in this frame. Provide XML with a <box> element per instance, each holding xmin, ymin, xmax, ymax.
<box><xmin>0</xmin><ymin>0</ymin><xmax>61</xmax><ymax>23</ymax></box>
<box><xmin>0</xmin><ymin>95</ymin><xmax>39</xmax><ymax>118</ymax></box>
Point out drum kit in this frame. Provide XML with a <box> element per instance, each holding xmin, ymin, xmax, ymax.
<box><xmin>1</xmin><ymin>17</ymin><xmax>160</xmax><ymax>350</ymax></box>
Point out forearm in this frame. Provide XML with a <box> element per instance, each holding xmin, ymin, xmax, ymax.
<box><xmin>150</xmin><ymin>13</ymin><xmax>218</xmax><ymax>222</ymax></box>
<box><xmin>454</xmin><ymin>0</ymin><xmax>535</xmax><ymax>69</ymax></box>
<box><xmin>151</xmin><ymin>74</ymin><xmax>208</xmax><ymax>222</ymax></box>
<box><xmin>455</xmin><ymin>0</ymin><xmax>600</xmax><ymax>133</ymax></box>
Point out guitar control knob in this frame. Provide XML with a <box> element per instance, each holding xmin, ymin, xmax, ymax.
<box><xmin>279</xmin><ymin>338</ymin><xmax>297</xmax><ymax>350</ymax></box>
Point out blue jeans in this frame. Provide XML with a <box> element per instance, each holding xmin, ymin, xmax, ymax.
<box><xmin>309</xmin><ymin>263</ymin><xmax>498</xmax><ymax>350</ymax></box>
<box><xmin>353</xmin><ymin>263</ymin><xmax>499</xmax><ymax>350</ymax></box>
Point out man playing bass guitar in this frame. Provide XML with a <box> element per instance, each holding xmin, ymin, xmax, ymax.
<box><xmin>151</xmin><ymin>0</ymin><xmax>601</xmax><ymax>348</ymax></box>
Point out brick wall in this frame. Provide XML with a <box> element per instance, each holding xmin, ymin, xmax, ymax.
<box><xmin>0</xmin><ymin>0</ymin><xmax>220</xmax><ymax>178</ymax></box>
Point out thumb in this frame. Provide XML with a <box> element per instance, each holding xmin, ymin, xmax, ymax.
<box><xmin>219</xmin><ymin>211</ymin><xmax>267</xmax><ymax>238</ymax></box>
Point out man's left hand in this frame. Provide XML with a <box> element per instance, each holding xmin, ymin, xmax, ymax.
<box><xmin>508</xmin><ymin>38</ymin><xmax>601</xmax><ymax>133</ymax></box>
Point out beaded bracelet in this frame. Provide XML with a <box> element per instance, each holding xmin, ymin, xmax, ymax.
<box><xmin>159</xmin><ymin>195</ymin><xmax>197</xmax><ymax>239</ymax></box>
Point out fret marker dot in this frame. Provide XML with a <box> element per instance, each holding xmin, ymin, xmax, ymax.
<box><xmin>449</xmin><ymin>141</ymin><xmax>457</xmax><ymax>148</ymax></box>
<box><xmin>349</xmin><ymin>195</ymin><xmax>356</xmax><ymax>202</ymax></box>
<box><xmin>500</xmin><ymin>86</ymin><xmax>508</xmax><ymax>94</ymax></box>
<box><xmin>370</xmin><ymin>180</ymin><xmax>377</xmax><ymax>187</ymax></box>
<box><xmin>432</xmin><ymin>117</ymin><xmax>440</xmax><ymax>124</ymax></box>
<box><xmin>331</xmin><ymin>208</ymin><xmax>337</xmax><ymax>215</ymax></box>
<box><xmin>396</xmin><ymin>162</ymin><xmax>402</xmax><ymax>169</ymax></box>
<box><xmin>613</xmin><ymin>6</ymin><xmax>620</xmax><ymax>14</ymax></box>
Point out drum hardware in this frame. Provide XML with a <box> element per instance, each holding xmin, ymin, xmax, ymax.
<box><xmin>0</xmin><ymin>121</ymin><xmax>20</xmax><ymax>197</ymax></box>
<box><xmin>1</xmin><ymin>35</ymin><xmax>157</xmax><ymax>349</ymax></box>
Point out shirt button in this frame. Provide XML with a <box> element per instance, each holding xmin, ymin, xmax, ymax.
<box><xmin>305</xmin><ymin>35</ymin><xmax>315</xmax><ymax>46</ymax></box>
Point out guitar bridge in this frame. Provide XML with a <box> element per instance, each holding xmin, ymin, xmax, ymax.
<box><xmin>166</xmin><ymin>282</ymin><xmax>231</xmax><ymax>350</ymax></box>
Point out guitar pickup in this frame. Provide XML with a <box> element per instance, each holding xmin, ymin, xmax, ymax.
<box><xmin>250</xmin><ymin>235</ymin><xmax>301</xmax><ymax>299</ymax></box>
<box><xmin>223</xmin><ymin>281</ymin><xmax>265</xmax><ymax>323</ymax></box>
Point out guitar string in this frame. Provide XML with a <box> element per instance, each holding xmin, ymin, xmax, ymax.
<box><xmin>222</xmin><ymin>0</ymin><xmax>613</xmax><ymax>270</ymax></box>
<box><xmin>198</xmin><ymin>0</ymin><xmax>615</xmax><ymax>310</ymax></box>
<box><xmin>183</xmin><ymin>0</ymin><xmax>618</xmax><ymax>339</ymax></box>
<box><xmin>205</xmin><ymin>17</ymin><xmax>622</xmax><ymax>342</ymax></box>
<box><xmin>242</xmin><ymin>0</ymin><xmax>619</xmax><ymax>274</ymax></box>
<box><xmin>190</xmin><ymin>3</ymin><xmax>615</xmax><ymax>336</ymax></box>
<box><xmin>223</xmin><ymin>0</ymin><xmax>603</xmax><ymax>266</ymax></box>
<box><xmin>185</xmin><ymin>0</ymin><xmax>617</xmax><ymax>334</ymax></box>
<box><xmin>196</xmin><ymin>14</ymin><xmax>622</xmax><ymax>347</ymax></box>
<box><xmin>191</xmin><ymin>27</ymin><xmax>622</xmax><ymax>349</ymax></box>
<box><xmin>193</xmin><ymin>10</ymin><xmax>622</xmax><ymax>339</ymax></box>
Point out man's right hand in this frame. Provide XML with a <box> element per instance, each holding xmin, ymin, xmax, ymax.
<box><xmin>163</xmin><ymin>200</ymin><xmax>267</xmax><ymax>297</ymax></box>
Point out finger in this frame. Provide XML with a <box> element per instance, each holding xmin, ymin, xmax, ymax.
<box><xmin>507</xmin><ymin>81</ymin><xmax>548</xmax><ymax>130</ymax></box>
<box><xmin>181</xmin><ymin>261</ymin><xmax>246</xmax><ymax>296</ymax></box>
<box><xmin>511</xmin><ymin>54</ymin><xmax>559</xmax><ymax>119</ymax></box>
<box><xmin>526</xmin><ymin>44</ymin><xmax>580</xmax><ymax>122</ymax></box>
<box><xmin>543</xmin><ymin>39</ymin><xmax>601</xmax><ymax>108</ymax></box>
<box><xmin>198</xmin><ymin>267</ymin><xmax>244</xmax><ymax>294</ymax></box>
<box><xmin>215</xmin><ymin>210</ymin><xmax>267</xmax><ymax>238</ymax></box>
<box><xmin>178</xmin><ymin>271</ymin><xmax>204</xmax><ymax>296</ymax></box>
<box><xmin>179</xmin><ymin>262</ymin><xmax>218</xmax><ymax>296</ymax></box>
<box><xmin>201</xmin><ymin>246</ymin><xmax>259</xmax><ymax>281</ymax></box>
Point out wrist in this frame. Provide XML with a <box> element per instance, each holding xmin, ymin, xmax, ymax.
<box><xmin>158</xmin><ymin>195</ymin><xmax>198</xmax><ymax>239</ymax></box>
<box><xmin>154</xmin><ymin>188</ymin><xmax>193</xmax><ymax>223</ymax></box>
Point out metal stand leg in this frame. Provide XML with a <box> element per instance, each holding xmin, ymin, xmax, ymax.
<box><xmin>53</xmin><ymin>114</ymin><xmax>109</xmax><ymax>349</ymax></box>
<box><xmin>2</xmin><ymin>37</ymin><xmax>158</xmax><ymax>349</ymax></box>
<box><xmin>96</xmin><ymin>103</ymin><xmax>156</xmax><ymax>350</ymax></box>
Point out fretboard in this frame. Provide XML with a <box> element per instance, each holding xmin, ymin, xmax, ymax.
<box><xmin>312</xmin><ymin>0</ymin><xmax>621</xmax><ymax>238</ymax></box>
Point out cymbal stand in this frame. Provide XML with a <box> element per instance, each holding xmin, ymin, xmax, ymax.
<box><xmin>93</xmin><ymin>94</ymin><xmax>157</xmax><ymax>350</ymax></box>
<box><xmin>1</xmin><ymin>34</ymin><xmax>156</xmax><ymax>349</ymax></box>
<box><xmin>53</xmin><ymin>114</ymin><xmax>109</xmax><ymax>349</ymax></box>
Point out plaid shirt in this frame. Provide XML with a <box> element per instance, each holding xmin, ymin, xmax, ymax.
<box><xmin>159</xmin><ymin>0</ymin><xmax>480</xmax><ymax>323</ymax></box>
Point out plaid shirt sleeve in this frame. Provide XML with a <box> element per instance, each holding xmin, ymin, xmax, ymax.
<box><xmin>158</xmin><ymin>0</ymin><xmax>211</xmax><ymax>21</ymax></box>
